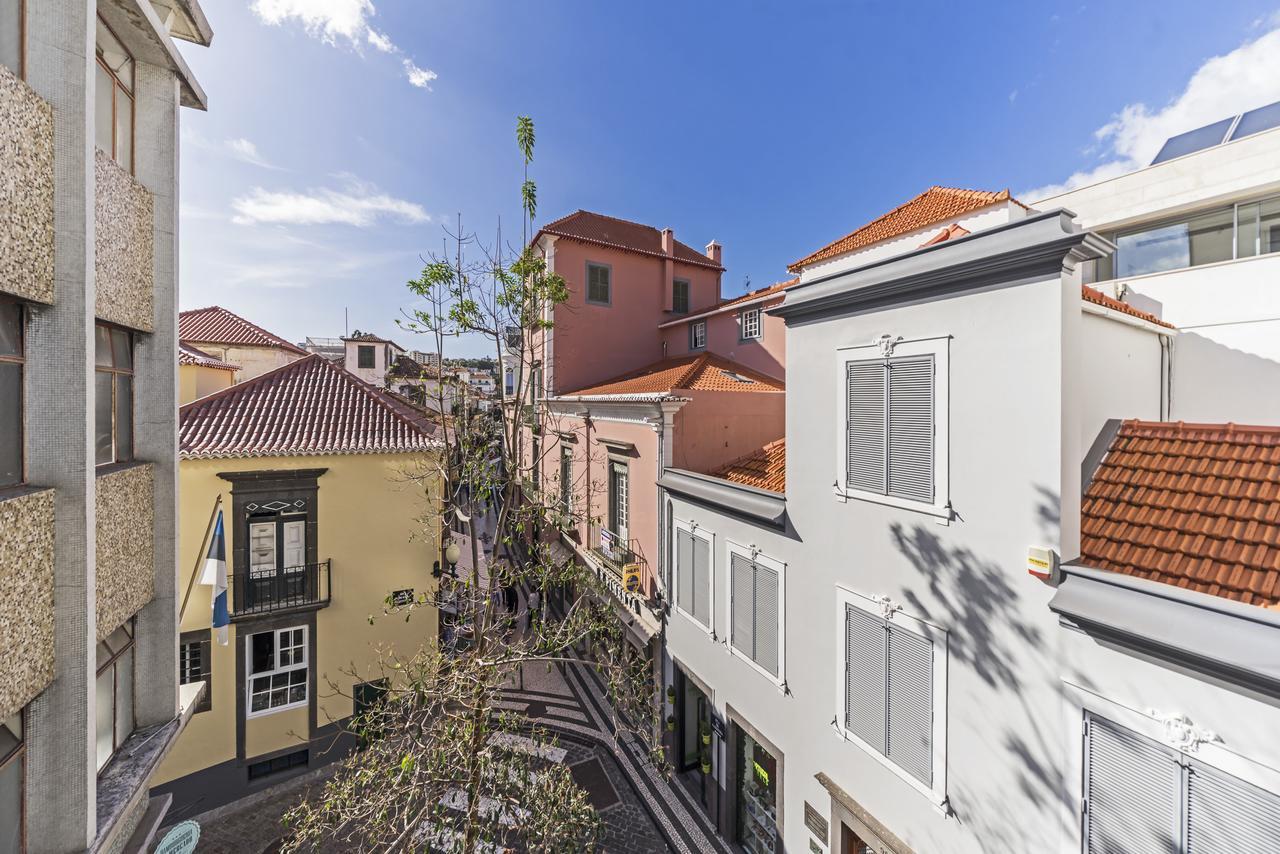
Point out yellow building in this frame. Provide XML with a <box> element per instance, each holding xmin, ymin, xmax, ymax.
<box><xmin>178</xmin><ymin>305</ymin><xmax>309</xmax><ymax>382</ymax></box>
<box><xmin>152</xmin><ymin>353</ymin><xmax>443</xmax><ymax>816</ymax></box>
<box><xmin>178</xmin><ymin>341</ymin><xmax>237</xmax><ymax>403</ymax></box>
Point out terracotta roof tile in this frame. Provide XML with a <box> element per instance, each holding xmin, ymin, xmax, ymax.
<box><xmin>179</xmin><ymin>306</ymin><xmax>308</xmax><ymax>355</ymax></box>
<box><xmin>560</xmin><ymin>352</ymin><xmax>784</xmax><ymax>397</ymax></box>
<box><xmin>788</xmin><ymin>186</ymin><xmax>1024</xmax><ymax>272</ymax></box>
<box><xmin>710</xmin><ymin>438</ymin><xmax>786</xmax><ymax>493</ymax></box>
<box><xmin>718</xmin><ymin>278</ymin><xmax>797</xmax><ymax>310</ymax></box>
<box><xmin>180</xmin><ymin>354</ymin><xmax>439</xmax><ymax>458</ymax></box>
<box><xmin>1081</xmin><ymin>284</ymin><xmax>1175</xmax><ymax>329</ymax></box>
<box><xmin>178</xmin><ymin>342</ymin><xmax>238</xmax><ymax>371</ymax></box>
<box><xmin>1081</xmin><ymin>420</ymin><xmax>1280</xmax><ymax>608</ymax></box>
<box><xmin>537</xmin><ymin>210</ymin><xmax>723</xmax><ymax>271</ymax></box>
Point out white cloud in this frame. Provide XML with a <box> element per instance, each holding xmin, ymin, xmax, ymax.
<box><xmin>231</xmin><ymin>179</ymin><xmax>430</xmax><ymax>227</ymax></box>
<box><xmin>403</xmin><ymin>59</ymin><xmax>438</xmax><ymax>89</ymax></box>
<box><xmin>250</xmin><ymin>0</ymin><xmax>437</xmax><ymax>90</ymax></box>
<box><xmin>1023</xmin><ymin>25</ymin><xmax>1280</xmax><ymax>203</ymax></box>
<box><xmin>226</xmin><ymin>137</ymin><xmax>278</xmax><ymax>169</ymax></box>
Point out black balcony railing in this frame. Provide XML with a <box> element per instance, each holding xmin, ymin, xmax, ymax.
<box><xmin>230</xmin><ymin>560</ymin><xmax>331</xmax><ymax>618</ymax></box>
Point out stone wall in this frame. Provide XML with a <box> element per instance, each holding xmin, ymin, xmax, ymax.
<box><xmin>0</xmin><ymin>65</ymin><xmax>55</xmax><ymax>305</ymax></box>
<box><xmin>96</xmin><ymin>464</ymin><xmax>156</xmax><ymax>639</ymax></box>
<box><xmin>94</xmin><ymin>149</ymin><xmax>154</xmax><ymax>332</ymax></box>
<box><xmin>0</xmin><ymin>488</ymin><xmax>55</xmax><ymax>719</ymax></box>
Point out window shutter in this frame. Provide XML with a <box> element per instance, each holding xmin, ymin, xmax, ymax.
<box><xmin>846</xmin><ymin>361</ymin><xmax>886</xmax><ymax>493</ymax></box>
<box><xmin>249</xmin><ymin>522</ymin><xmax>276</xmax><ymax>577</ymax></box>
<box><xmin>692</xmin><ymin>535</ymin><xmax>711</xmax><ymax>627</ymax></box>
<box><xmin>1186</xmin><ymin>759</ymin><xmax>1280</xmax><ymax>852</ymax></box>
<box><xmin>886</xmin><ymin>623</ymin><xmax>933</xmax><ymax>787</ymax></box>
<box><xmin>886</xmin><ymin>356</ymin><xmax>934</xmax><ymax>502</ymax></box>
<box><xmin>730</xmin><ymin>554</ymin><xmax>754</xmax><ymax>659</ymax></box>
<box><xmin>283</xmin><ymin>520</ymin><xmax>306</xmax><ymax>570</ymax></box>
<box><xmin>844</xmin><ymin>605</ymin><xmax>886</xmax><ymax>751</ymax></box>
<box><xmin>753</xmin><ymin>562</ymin><xmax>779</xmax><ymax>677</ymax></box>
<box><xmin>1084</xmin><ymin>714</ymin><xmax>1180</xmax><ymax>854</ymax></box>
<box><xmin>676</xmin><ymin>530</ymin><xmax>694</xmax><ymax>616</ymax></box>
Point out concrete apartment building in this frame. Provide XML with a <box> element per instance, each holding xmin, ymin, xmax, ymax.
<box><xmin>658</xmin><ymin>178</ymin><xmax>1280</xmax><ymax>853</ymax></box>
<box><xmin>0</xmin><ymin>0</ymin><xmax>211</xmax><ymax>851</ymax></box>
<box><xmin>152</xmin><ymin>353</ymin><xmax>443</xmax><ymax>819</ymax></box>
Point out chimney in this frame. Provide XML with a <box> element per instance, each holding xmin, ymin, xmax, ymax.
<box><xmin>661</xmin><ymin>228</ymin><xmax>675</xmax><ymax>256</ymax></box>
<box><xmin>660</xmin><ymin>228</ymin><xmax>675</xmax><ymax>312</ymax></box>
<box><xmin>705</xmin><ymin>240</ymin><xmax>722</xmax><ymax>266</ymax></box>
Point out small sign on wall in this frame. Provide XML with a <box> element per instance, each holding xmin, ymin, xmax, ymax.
<box><xmin>804</xmin><ymin>801</ymin><xmax>829</xmax><ymax>844</ymax></box>
<box><xmin>710</xmin><ymin>711</ymin><xmax>726</xmax><ymax>739</ymax></box>
<box><xmin>810</xmin><ymin>840</ymin><xmax>823</xmax><ymax>854</ymax></box>
<box><xmin>390</xmin><ymin>588</ymin><xmax>415</xmax><ymax>606</ymax></box>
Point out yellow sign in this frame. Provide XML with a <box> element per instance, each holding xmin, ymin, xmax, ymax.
<box><xmin>622</xmin><ymin>564</ymin><xmax>642</xmax><ymax>592</ymax></box>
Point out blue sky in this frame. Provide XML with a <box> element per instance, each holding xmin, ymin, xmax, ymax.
<box><xmin>178</xmin><ymin>2</ymin><xmax>1280</xmax><ymax>357</ymax></box>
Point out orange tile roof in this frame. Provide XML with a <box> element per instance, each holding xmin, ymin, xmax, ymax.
<box><xmin>1081</xmin><ymin>284</ymin><xmax>1175</xmax><ymax>329</ymax></box>
<box><xmin>1081</xmin><ymin>420</ymin><xmax>1280</xmax><ymax>608</ymax></box>
<box><xmin>180</xmin><ymin>354</ymin><xmax>438</xmax><ymax>458</ymax></box>
<box><xmin>537</xmin><ymin>210</ymin><xmax>724</xmax><ymax>271</ymax></box>
<box><xmin>178</xmin><ymin>342</ymin><xmax>239</xmax><ymax>372</ymax></box>
<box><xmin>710</xmin><ymin>438</ymin><xmax>786</xmax><ymax>493</ymax></box>
<box><xmin>560</xmin><ymin>352</ymin><xmax>784</xmax><ymax>397</ymax></box>
<box><xmin>179</xmin><ymin>306</ymin><xmax>308</xmax><ymax>355</ymax></box>
<box><xmin>919</xmin><ymin>223</ymin><xmax>971</xmax><ymax>247</ymax></box>
<box><xmin>718</xmin><ymin>278</ymin><xmax>798</xmax><ymax>310</ymax></box>
<box><xmin>788</xmin><ymin>186</ymin><xmax>1024</xmax><ymax>272</ymax></box>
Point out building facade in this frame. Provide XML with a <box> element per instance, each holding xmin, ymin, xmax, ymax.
<box><xmin>0</xmin><ymin>1</ymin><xmax>211</xmax><ymax>850</ymax></box>
<box><xmin>178</xmin><ymin>306</ymin><xmax>308</xmax><ymax>383</ymax></box>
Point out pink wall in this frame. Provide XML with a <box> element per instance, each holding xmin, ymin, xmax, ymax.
<box><xmin>658</xmin><ymin>295</ymin><xmax>786</xmax><ymax>380</ymax></box>
<box><xmin>544</xmin><ymin>238</ymin><xmax>722</xmax><ymax>395</ymax></box>
<box><xmin>671</xmin><ymin>390</ymin><xmax>786</xmax><ymax>473</ymax></box>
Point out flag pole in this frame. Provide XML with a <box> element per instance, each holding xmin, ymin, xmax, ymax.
<box><xmin>179</xmin><ymin>494</ymin><xmax>223</xmax><ymax>623</ymax></box>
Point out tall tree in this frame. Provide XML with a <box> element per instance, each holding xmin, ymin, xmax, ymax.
<box><xmin>281</xmin><ymin>118</ymin><xmax>662</xmax><ymax>853</ymax></box>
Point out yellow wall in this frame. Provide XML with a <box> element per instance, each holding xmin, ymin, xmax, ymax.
<box><xmin>190</xmin><ymin>343</ymin><xmax>303</xmax><ymax>383</ymax></box>
<box><xmin>178</xmin><ymin>364</ymin><xmax>235</xmax><ymax>404</ymax></box>
<box><xmin>154</xmin><ymin>452</ymin><xmax>441</xmax><ymax>784</ymax></box>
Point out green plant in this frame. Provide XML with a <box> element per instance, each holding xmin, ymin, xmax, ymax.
<box><xmin>700</xmin><ymin>721</ymin><xmax>711</xmax><ymax>745</ymax></box>
<box><xmin>665</xmin><ymin>714</ymin><xmax>676</xmax><ymax>732</ymax></box>
<box><xmin>666</xmin><ymin>686</ymin><xmax>676</xmax><ymax>704</ymax></box>
<box><xmin>699</xmin><ymin>749</ymin><xmax>712</xmax><ymax>775</ymax></box>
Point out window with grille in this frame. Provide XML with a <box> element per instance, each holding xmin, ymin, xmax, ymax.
<box><xmin>246</xmin><ymin>626</ymin><xmax>307</xmax><ymax>716</ymax></box>
<box><xmin>845</xmin><ymin>353</ymin><xmax>935</xmax><ymax>504</ymax></box>
<box><xmin>673</xmin><ymin>279</ymin><xmax>690</xmax><ymax>314</ymax></box>
<box><xmin>841</xmin><ymin>600</ymin><xmax>936</xmax><ymax>789</ymax></box>
<box><xmin>1083</xmin><ymin>713</ymin><xmax>1280</xmax><ymax>853</ymax></box>
<box><xmin>740</xmin><ymin>308</ymin><xmax>762</xmax><ymax>340</ymax></box>
<box><xmin>728</xmin><ymin>548</ymin><xmax>782</xmax><ymax>682</ymax></box>
<box><xmin>689</xmin><ymin>320</ymin><xmax>707</xmax><ymax>350</ymax></box>
<box><xmin>587</xmin><ymin>263</ymin><xmax>611</xmax><ymax>305</ymax></box>
<box><xmin>180</xmin><ymin>630</ymin><xmax>212</xmax><ymax>713</ymax></box>
<box><xmin>674</xmin><ymin>523</ymin><xmax>712</xmax><ymax>630</ymax></box>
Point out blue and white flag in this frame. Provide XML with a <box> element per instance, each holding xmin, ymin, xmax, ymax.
<box><xmin>202</xmin><ymin>510</ymin><xmax>230</xmax><ymax>645</ymax></box>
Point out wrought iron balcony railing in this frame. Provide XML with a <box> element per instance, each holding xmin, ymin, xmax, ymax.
<box><xmin>229</xmin><ymin>560</ymin><xmax>331</xmax><ymax>618</ymax></box>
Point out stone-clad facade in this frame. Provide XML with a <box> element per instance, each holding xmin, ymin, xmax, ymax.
<box><xmin>0</xmin><ymin>488</ymin><xmax>55</xmax><ymax>719</ymax></box>
<box><xmin>94</xmin><ymin>149</ymin><xmax>155</xmax><ymax>332</ymax></box>
<box><xmin>0</xmin><ymin>64</ymin><xmax>55</xmax><ymax>305</ymax></box>
<box><xmin>95</xmin><ymin>464</ymin><xmax>156</xmax><ymax>642</ymax></box>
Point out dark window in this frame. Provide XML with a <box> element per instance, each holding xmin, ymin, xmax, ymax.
<box><xmin>357</xmin><ymin>345</ymin><xmax>375</xmax><ymax>369</ymax></box>
<box><xmin>607</xmin><ymin>460</ymin><xmax>628</xmax><ymax>541</ymax></box>
<box><xmin>689</xmin><ymin>320</ymin><xmax>706</xmax><ymax>350</ymax></box>
<box><xmin>180</xmin><ymin>631</ymin><xmax>212</xmax><ymax>713</ymax></box>
<box><xmin>96</xmin><ymin>619</ymin><xmax>135</xmax><ymax>772</ymax></box>
<box><xmin>95</xmin><ymin>15</ymin><xmax>134</xmax><ymax>173</ymax></box>
<box><xmin>672</xmin><ymin>279</ymin><xmax>690</xmax><ymax>314</ymax></box>
<box><xmin>586</xmin><ymin>263</ymin><xmax>611</xmax><ymax>305</ymax></box>
<box><xmin>1</xmin><ymin>710</ymin><xmax>24</xmax><ymax>854</ymax></box>
<box><xmin>353</xmin><ymin>679</ymin><xmax>389</xmax><ymax>718</ymax></box>
<box><xmin>0</xmin><ymin>299</ymin><xmax>23</xmax><ymax>487</ymax></box>
<box><xmin>94</xmin><ymin>322</ymin><xmax>133</xmax><ymax>466</ymax></box>
<box><xmin>246</xmin><ymin>626</ymin><xmax>307</xmax><ymax>715</ymax></box>
<box><xmin>247</xmin><ymin>749</ymin><xmax>309</xmax><ymax>782</ymax></box>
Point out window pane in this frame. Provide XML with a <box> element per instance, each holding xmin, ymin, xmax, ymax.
<box><xmin>1187</xmin><ymin>207</ymin><xmax>1234</xmax><ymax>267</ymax></box>
<box><xmin>0</xmin><ymin>301</ymin><xmax>19</xmax><ymax>357</ymax></box>
<box><xmin>0</xmin><ymin>713</ymin><xmax>18</xmax><ymax>757</ymax></box>
<box><xmin>115</xmin><ymin>375</ymin><xmax>132</xmax><ymax>461</ymax></box>
<box><xmin>115</xmin><ymin>91</ymin><xmax>132</xmax><ymax>173</ymax></box>
<box><xmin>96</xmin><ymin>18</ymin><xmax>131</xmax><ymax>89</ymax></box>
<box><xmin>1238</xmin><ymin>204</ymin><xmax>1260</xmax><ymax>259</ymax></box>
<box><xmin>95</xmin><ymin>62</ymin><xmax>114</xmax><ymax>157</ymax></box>
<box><xmin>1116</xmin><ymin>223</ymin><xmax>1189</xmax><ymax>277</ymax></box>
<box><xmin>251</xmin><ymin>631</ymin><xmax>275</xmax><ymax>675</ymax></box>
<box><xmin>94</xmin><ymin>371</ymin><xmax>114</xmax><ymax>465</ymax></box>
<box><xmin>358</xmin><ymin>346</ymin><xmax>374</xmax><ymax>368</ymax></box>
<box><xmin>94</xmin><ymin>324</ymin><xmax>113</xmax><ymax>366</ymax></box>
<box><xmin>110</xmin><ymin>328</ymin><xmax>131</xmax><ymax>370</ymax></box>
<box><xmin>0</xmin><ymin>0</ymin><xmax>19</xmax><ymax>75</ymax></box>
<box><xmin>1261</xmin><ymin>198</ymin><xmax>1280</xmax><ymax>256</ymax></box>
<box><xmin>0</xmin><ymin>745</ymin><xmax>21</xmax><ymax>854</ymax></box>
<box><xmin>114</xmin><ymin>648</ymin><xmax>133</xmax><ymax>748</ymax></box>
<box><xmin>0</xmin><ymin>364</ymin><xmax>20</xmax><ymax>487</ymax></box>
<box><xmin>95</xmin><ymin>667</ymin><xmax>114</xmax><ymax>771</ymax></box>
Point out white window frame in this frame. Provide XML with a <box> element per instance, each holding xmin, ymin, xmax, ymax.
<box><xmin>689</xmin><ymin>320</ymin><xmax>707</xmax><ymax>350</ymax></box>
<box><xmin>835</xmin><ymin>335</ymin><xmax>950</xmax><ymax>520</ymax></box>
<box><xmin>833</xmin><ymin>586</ymin><xmax>948</xmax><ymax>807</ymax></box>
<box><xmin>672</xmin><ymin>517</ymin><xmax>714</xmax><ymax>635</ymax></box>
<box><xmin>740</xmin><ymin>307</ymin><xmax>762</xmax><ymax>341</ymax></box>
<box><xmin>245</xmin><ymin>625</ymin><xmax>308</xmax><ymax>718</ymax></box>
<box><xmin>724</xmin><ymin>540</ymin><xmax>786</xmax><ymax>690</ymax></box>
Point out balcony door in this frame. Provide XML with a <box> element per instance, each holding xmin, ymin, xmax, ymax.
<box><xmin>608</xmin><ymin>460</ymin><xmax>629</xmax><ymax>543</ymax></box>
<box><xmin>247</xmin><ymin>514</ymin><xmax>308</xmax><ymax>609</ymax></box>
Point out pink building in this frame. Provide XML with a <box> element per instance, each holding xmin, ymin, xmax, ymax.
<box><xmin>657</xmin><ymin>278</ymin><xmax>793</xmax><ymax>380</ymax></box>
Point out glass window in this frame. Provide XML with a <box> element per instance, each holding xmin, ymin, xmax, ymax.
<box><xmin>180</xmin><ymin>632</ymin><xmax>212</xmax><ymax>713</ymax></box>
<box><xmin>586</xmin><ymin>263</ymin><xmax>610</xmax><ymax>305</ymax></box>
<box><xmin>246</xmin><ymin>626</ymin><xmax>308</xmax><ymax>716</ymax></box>
<box><xmin>95</xmin><ymin>15</ymin><xmax>135</xmax><ymax>173</ymax></box>
<box><xmin>0</xmin><ymin>300</ymin><xmax>23</xmax><ymax>487</ymax></box>
<box><xmin>559</xmin><ymin>444</ymin><xmax>572</xmax><ymax>516</ymax></box>
<box><xmin>740</xmin><ymin>308</ymin><xmax>762</xmax><ymax>340</ymax></box>
<box><xmin>95</xmin><ymin>620</ymin><xmax>135</xmax><ymax>771</ymax></box>
<box><xmin>689</xmin><ymin>320</ymin><xmax>706</xmax><ymax>350</ymax></box>
<box><xmin>1114</xmin><ymin>207</ymin><xmax>1234</xmax><ymax>278</ymax></box>
<box><xmin>1237</xmin><ymin>196</ymin><xmax>1280</xmax><ymax>259</ymax></box>
<box><xmin>94</xmin><ymin>322</ymin><xmax>134</xmax><ymax>466</ymax></box>
<box><xmin>608</xmin><ymin>460</ymin><xmax>628</xmax><ymax>541</ymax></box>
<box><xmin>672</xmin><ymin>279</ymin><xmax>690</xmax><ymax>314</ymax></box>
<box><xmin>0</xmin><ymin>0</ymin><xmax>22</xmax><ymax>77</ymax></box>
<box><xmin>0</xmin><ymin>711</ymin><xmax>23</xmax><ymax>854</ymax></box>
<box><xmin>357</xmin><ymin>345</ymin><xmax>374</xmax><ymax>369</ymax></box>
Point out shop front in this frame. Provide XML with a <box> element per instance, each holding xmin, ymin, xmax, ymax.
<box><xmin>671</xmin><ymin>664</ymin><xmax>717</xmax><ymax>819</ymax></box>
<box><xmin>726</xmin><ymin>708</ymin><xmax>782</xmax><ymax>854</ymax></box>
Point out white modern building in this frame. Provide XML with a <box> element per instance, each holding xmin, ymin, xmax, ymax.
<box><xmin>657</xmin><ymin>183</ymin><xmax>1280</xmax><ymax>852</ymax></box>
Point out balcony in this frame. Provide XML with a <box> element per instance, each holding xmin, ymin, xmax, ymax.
<box><xmin>229</xmin><ymin>560</ymin><xmax>331</xmax><ymax>619</ymax></box>
<box><xmin>588</xmin><ymin>527</ymin><xmax>658</xmax><ymax>611</ymax></box>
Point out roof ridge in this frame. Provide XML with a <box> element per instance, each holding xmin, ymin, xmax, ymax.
<box><xmin>339</xmin><ymin>362</ymin><xmax>440</xmax><ymax>439</ymax></box>
<box><xmin>179</xmin><ymin>352</ymin><xmax>322</xmax><ymax>415</ymax></box>
<box><xmin>676</xmin><ymin>353</ymin><xmax>711</xmax><ymax>388</ymax></box>
<box><xmin>1122</xmin><ymin>418</ymin><xmax>1280</xmax><ymax>435</ymax></box>
<box><xmin>179</xmin><ymin>305</ymin><xmax>308</xmax><ymax>355</ymax></box>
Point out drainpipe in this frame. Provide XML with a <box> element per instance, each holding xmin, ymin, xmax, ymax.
<box><xmin>1160</xmin><ymin>334</ymin><xmax>1173</xmax><ymax>420</ymax></box>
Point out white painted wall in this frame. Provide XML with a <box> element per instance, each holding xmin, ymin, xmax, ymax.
<box><xmin>1077</xmin><ymin>312</ymin><xmax>1164</xmax><ymax>446</ymax></box>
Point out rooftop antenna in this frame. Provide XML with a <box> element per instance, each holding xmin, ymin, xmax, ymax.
<box><xmin>344</xmin><ymin>307</ymin><xmax>349</xmax><ymax>337</ymax></box>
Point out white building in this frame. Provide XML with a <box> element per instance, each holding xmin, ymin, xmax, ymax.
<box><xmin>342</xmin><ymin>332</ymin><xmax>406</xmax><ymax>387</ymax></box>
<box><xmin>657</xmin><ymin>185</ymin><xmax>1280</xmax><ymax>853</ymax></box>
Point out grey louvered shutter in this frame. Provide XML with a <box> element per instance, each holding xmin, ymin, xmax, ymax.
<box><xmin>886</xmin><ymin>356</ymin><xmax>934</xmax><ymax>503</ymax></box>
<box><xmin>1186</xmin><ymin>759</ymin><xmax>1280</xmax><ymax>853</ymax></box>
<box><xmin>846</xmin><ymin>361</ymin><xmax>886</xmax><ymax>493</ymax></box>
<box><xmin>844</xmin><ymin>605</ymin><xmax>886</xmax><ymax>751</ymax></box>
<box><xmin>730</xmin><ymin>554</ymin><xmax>754</xmax><ymax>657</ymax></box>
<box><xmin>1084</xmin><ymin>714</ymin><xmax>1180</xmax><ymax>854</ymax></box>
<box><xmin>692</xmin><ymin>536</ymin><xmax>711</xmax><ymax>627</ymax></box>
<box><xmin>752</xmin><ymin>563</ymin><xmax>779</xmax><ymax>677</ymax></box>
<box><xmin>676</xmin><ymin>530</ymin><xmax>694</xmax><ymax>616</ymax></box>
<box><xmin>885</xmin><ymin>623</ymin><xmax>933</xmax><ymax>787</ymax></box>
